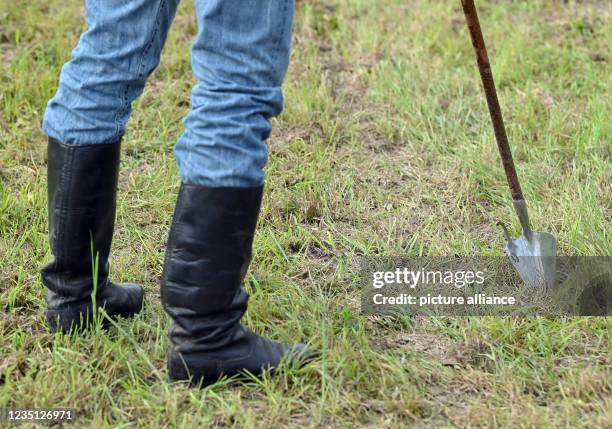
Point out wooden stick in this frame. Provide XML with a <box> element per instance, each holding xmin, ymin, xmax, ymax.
<box><xmin>461</xmin><ymin>0</ymin><xmax>524</xmax><ymax>201</ymax></box>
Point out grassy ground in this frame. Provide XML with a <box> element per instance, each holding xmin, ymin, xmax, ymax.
<box><xmin>1</xmin><ymin>0</ymin><xmax>610</xmax><ymax>427</ymax></box>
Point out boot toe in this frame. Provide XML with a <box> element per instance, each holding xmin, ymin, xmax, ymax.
<box><xmin>99</xmin><ymin>282</ymin><xmax>145</xmax><ymax>318</ymax></box>
<box><xmin>118</xmin><ymin>282</ymin><xmax>145</xmax><ymax>314</ymax></box>
<box><xmin>285</xmin><ymin>343</ymin><xmax>320</xmax><ymax>366</ymax></box>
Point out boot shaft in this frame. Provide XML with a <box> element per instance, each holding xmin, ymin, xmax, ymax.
<box><xmin>161</xmin><ymin>184</ymin><xmax>263</xmax><ymax>350</ymax></box>
<box><xmin>42</xmin><ymin>138</ymin><xmax>121</xmax><ymax>299</ymax></box>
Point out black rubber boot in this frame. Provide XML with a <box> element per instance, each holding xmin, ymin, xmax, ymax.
<box><xmin>42</xmin><ymin>138</ymin><xmax>144</xmax><ymax>333</ymax></box>
<box><xmin>162</xmin><ymin>184</ymin><xmax>317</xmax><ymax>386</ymax></box>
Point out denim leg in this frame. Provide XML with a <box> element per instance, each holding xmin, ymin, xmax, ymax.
<box><xmin>43</xmin><ymin>0</ymin><xmax>180</xmax><ymax>146</ymax></box>
<box><xmin>175</xmin><ymin>0</ymin><xmax>295</xmax><ymax>187</ymax></box>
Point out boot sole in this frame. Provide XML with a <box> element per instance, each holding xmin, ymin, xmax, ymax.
<box><xmin>167</xmin><ymin>347</ymin><xmax>319</xmax><ymax>387</ymax></box>
<box><xmin>45</xmin><ymin>302</ymin><xmax>143</xmax><ymax>333</ymax></box>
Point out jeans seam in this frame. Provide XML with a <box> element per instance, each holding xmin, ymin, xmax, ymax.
<box><xmin>271</xmin><ymin>0</ymin><xmax>289</xmax><ymax>65</ymax></box>
<box><xmin>112</xmin><ymin>0</ymin><xmax>166</xmax><ymax>141</ymax></box>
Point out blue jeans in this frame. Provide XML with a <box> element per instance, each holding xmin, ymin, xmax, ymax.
<box><xmin>43</xmin><ymin>0</ymin><xmax>294</xmax><ymax>187</ymax></box>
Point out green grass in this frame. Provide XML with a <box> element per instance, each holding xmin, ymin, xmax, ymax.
<box><xmin>1</xmin><ymin>0</ymin><xmax>610</xmax><ymax>427</ymax></box>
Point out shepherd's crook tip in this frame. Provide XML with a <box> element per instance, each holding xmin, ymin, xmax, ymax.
<box><xmin>497</xmin><ymin>221</ymin><xmax>512</xmax><ymax>243</ymax></box>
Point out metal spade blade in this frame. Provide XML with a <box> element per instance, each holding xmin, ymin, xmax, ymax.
<box><xmin>506</xmin><ymin>232</ymin><xmax>557</xmax><ymax>289</ymax></box>
<box><xmin>500</xmin><ymin>200</ymin><xmax>557</xmax><ymax>289</ymax></box>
